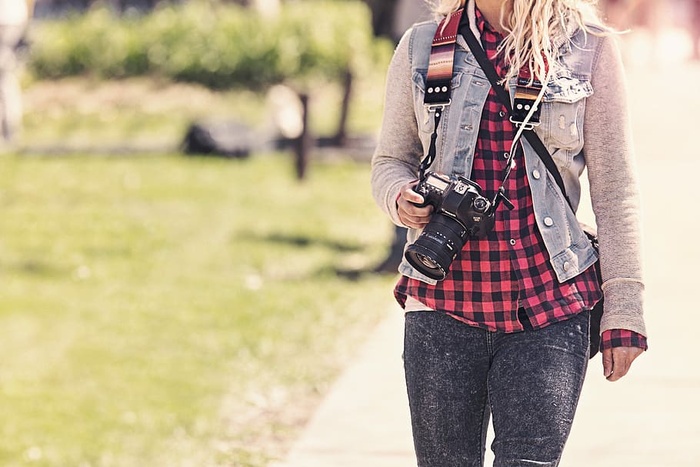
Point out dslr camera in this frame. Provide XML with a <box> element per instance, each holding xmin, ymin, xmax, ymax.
<box><xmin>405</xmin><ymin>171</ymin><xmax>502</xmax><ymax>281</ymax></box>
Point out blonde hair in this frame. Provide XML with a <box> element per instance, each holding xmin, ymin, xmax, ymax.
<box><xmin>433</xmin><ymin>0</ymin><xmax>607</xmax><ymax>83</ymax></box>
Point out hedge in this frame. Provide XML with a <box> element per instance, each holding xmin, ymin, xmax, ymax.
<box><xmin>28</xmin><ymin>1</ymin><xmax>393</xmax><ymax>90</ymax></box>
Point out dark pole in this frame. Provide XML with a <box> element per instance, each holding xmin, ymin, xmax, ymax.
<box><xmin>332</xmin><ymin>69</ymin><xmax>353</xmax><ymax>147</ymax></box>
<box><xmin>295</xmin><ymin>93</ymin><xmax>311</xmax><ymax>180</ymax></box>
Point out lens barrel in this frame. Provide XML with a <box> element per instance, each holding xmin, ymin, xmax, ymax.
<box><xmin>404</xmin><ymin>214</ymin><xmax>469</xmax><ymax>280</ymax></box>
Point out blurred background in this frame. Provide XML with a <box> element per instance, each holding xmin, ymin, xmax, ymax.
<box><xmin>0</xmin><ymin>0</ymin><xmax>698</xmax><ymax>465</ymax></box>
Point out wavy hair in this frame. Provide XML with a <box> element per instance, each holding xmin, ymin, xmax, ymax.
<box><xmin>432</xmin><ymin>0</ymin><xmax>607</xmax><ymax>83</ymax></box>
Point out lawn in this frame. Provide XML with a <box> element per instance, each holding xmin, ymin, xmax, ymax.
<box><xmin>19</xmin><ymin>76</ymin><xmax>387</xmax><ymax>155</ymax></box>
<box><xmin>0</xmin><ymin>152</ymin><xmax>398</xmax><ymax>466</ymax></box>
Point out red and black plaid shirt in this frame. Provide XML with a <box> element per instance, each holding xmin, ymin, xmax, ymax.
<box><xmin>396</xmin><ymin>9</ymin><xmax>647</xmax><ymax>351</ymax></box>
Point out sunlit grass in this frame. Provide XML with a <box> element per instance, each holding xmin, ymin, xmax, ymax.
<box><xmin>0</xmin><ymin>153</ymin><xmax>397</xmax><ymax>465</ymax></box>
<box><xmin>19</xmin><ymin>73</ymin><xmax>387</xmax><ymax>153</ymax></box>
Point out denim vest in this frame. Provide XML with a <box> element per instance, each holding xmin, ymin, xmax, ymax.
<box><xmin>400</xmin><ymin>20</ymin><xmax>601</xmax><ymax>285</ymax></box>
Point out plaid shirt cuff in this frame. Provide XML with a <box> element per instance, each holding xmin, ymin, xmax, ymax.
<box><xmin>600</xmin><ymin>329</ymin><xmax>648</xmax><ymax>351</ymax></box>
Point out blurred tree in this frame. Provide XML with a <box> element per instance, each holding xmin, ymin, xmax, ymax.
<box><xmin>691</xmin><ymin>0</ymin><xmax>700</xmax><ymax>60</ymax></box>
<box><xmin>364</xmin><ymin>0</ymin><xmax>431</xmax><ymax>42</ymax></box>
<box><xmin>364</xmin><ymin>0</ymin><xmax>399</xmax><ymax>39</ymax></box>
<box><xmin>35</xmin><ymin>0</ymin><xmax>168</xmax><ymax>16</ymax></box>
<box><xmin>228</xmin><ymin>0</ymin><xmax>279</xmax><ymax>14</ymax></box>
<box><xmin>598</xmin><ymin>0</ymin><xmax>662</xmax><ymax>31</ymax></box>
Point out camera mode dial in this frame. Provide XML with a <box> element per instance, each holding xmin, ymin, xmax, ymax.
<box><xmin>473</xmin><ymin>196</ymin><xmax>489</xmax><ymax>213</ymax></box>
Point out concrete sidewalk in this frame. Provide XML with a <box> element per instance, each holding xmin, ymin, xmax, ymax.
<box><xmin>273</xmin><ymin>56</ymin><xmax>700</xmax><ymax>467</ymax></box>
<box><xmin>271</xmin><ymin>310</ymin><xmax>415</xmax><ymax>467</ymax></box>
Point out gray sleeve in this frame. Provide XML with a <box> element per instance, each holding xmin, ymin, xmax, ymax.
<box><xmin>370</xmin><ymin>28</ymin><xmax>425</xmax><ymax>227</ymax></box>
<box><xmin>583</xmin><ymin>35</ymin><xmax>647</xmax><ymax>337</ymax></box>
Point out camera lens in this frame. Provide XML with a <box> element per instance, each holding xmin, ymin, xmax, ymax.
<box><xmin>415</xmin><ymin>253</ymin><xmax>440</xmax><ymax>269</ymax></box>
<box><xmin>405</xmin><ymin>214</ymin><xmax>469</xmax><ymax>280</ymax></box>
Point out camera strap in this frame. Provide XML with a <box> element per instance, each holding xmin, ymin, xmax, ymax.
<box><xmin>419</xmin><ymin>9</ymin><xmax>464</xmax><ymax>179</ymax></box>
<box><xmin>458</xmin><ymin>18</ymin><xmax>574</xmax><ymax>210</ymax></box>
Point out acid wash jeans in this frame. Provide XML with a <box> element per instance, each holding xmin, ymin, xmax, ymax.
<box><xmin>404</xmin><ymin>310</ymin><xmax>590</xmax><ymax>467</ymax></box>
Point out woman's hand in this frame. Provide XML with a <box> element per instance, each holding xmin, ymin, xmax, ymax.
<box><xmin>602</xmin><ymin>347</ymin><xmax>644</xmax><ymax>382</ymax></box>
<box><xmin>397</xmin><ymin>181</ymin><xmax>434</xmax><ymax>229</ymax></box>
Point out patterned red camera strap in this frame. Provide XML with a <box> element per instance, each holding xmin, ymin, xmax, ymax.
<box><xmin>424</xmin><ymin>8</ymin><xmax>464</xmax><ymax>106</ymax></box>
<box><xmin>419</xmin><ymin>8</ymin><xmax>464</xmax><ymax>177</ymax></box>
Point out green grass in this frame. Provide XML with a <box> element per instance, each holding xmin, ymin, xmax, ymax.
<box><xmin>20</xmin><ymin>78</ymin><xmax>274</xmax><ymax>151</ymax></box>
<box><xmin>19</xmin><ymin>70</ymin><xmax>388</xmax><ymax>153</ymax></box>
<box><xmin>0</xmin><ymin>153</ymin><xmax>397</xmax><ymax>466</ymax></box>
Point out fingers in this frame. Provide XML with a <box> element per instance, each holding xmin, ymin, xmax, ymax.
<box><xmin>602</xmin><ymin>348</ymin><xmax>614</xmax><ymax>379</ymax></box>
<box><xmin>397</xmin><ymin>181</ymin><xmax>433</xmax><ymax>229</ymax></box>
<box><xmin>603</xmin><ymin>346</ymin><xmax>644</xmax><ymax>382</ymax></box>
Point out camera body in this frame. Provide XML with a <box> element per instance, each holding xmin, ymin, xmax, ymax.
<box><xmin>405</xmin><ymin>171</ymin><xmax>496</xmax><ymax>280</ymax></box>
<box><xmin>412</xmin><ymin>172</ymin><xmax>495</xmax><ymax>237</ymax></box>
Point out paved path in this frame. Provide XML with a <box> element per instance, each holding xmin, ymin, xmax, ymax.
<box><xmin>273</xmin><ymin>43</ymin><xmax>700</xmax><ymax>467</ymax></box>
<box><xmin>270</xmin><ymin>311</ymin><xmax>414</xmax><ymax>467</ymax></box>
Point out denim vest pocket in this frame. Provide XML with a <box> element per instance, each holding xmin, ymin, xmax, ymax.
<box><xmin>540</xmin><ymin>75</ymin><xmax>593</xmax><ymax>149</ymax></box>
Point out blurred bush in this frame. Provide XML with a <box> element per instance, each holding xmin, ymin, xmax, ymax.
<box><xmin>28</xmin><ymin>0</ymin><xmax>392</xmax><ymax>90</ymax></box>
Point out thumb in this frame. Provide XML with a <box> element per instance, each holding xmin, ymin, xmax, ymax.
<box><xmin>602</xmin><ymin>348</ymin><xmax>614</xmax><ymax>378</ymax></box>
<box><xmin>401</xmin><ymin>182</ymin><xmax>424</xmax><ymax>205</ymax></box>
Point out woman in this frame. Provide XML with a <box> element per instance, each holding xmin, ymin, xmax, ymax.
<box><xmin>370</xmin><ymin>0</ymin><xmax>648</xmax><ymax>465</ymax></box>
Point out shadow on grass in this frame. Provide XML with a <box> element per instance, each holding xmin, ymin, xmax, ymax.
<box><xmin>1</xmin><ymin>259</ymin><xmax>70</xmax><ymax>278</ymax></box>
<box><xmin>237</xmin><ymin>231</ymin><xmax>364</xmax><ymax>253</ymax></box>
<box><xmin>236</xmin><ymin>231</ymin><xmax>399</xmax><ymax>282</ymax></box>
